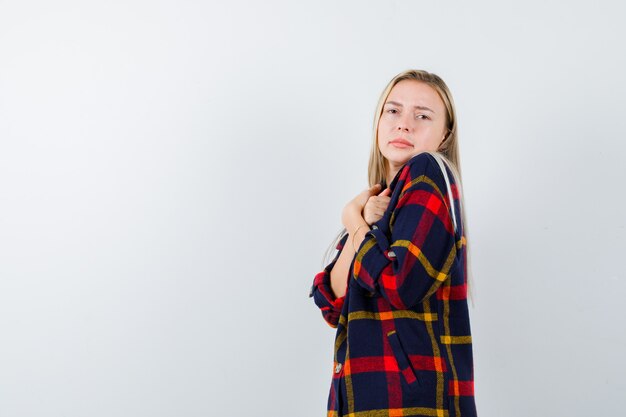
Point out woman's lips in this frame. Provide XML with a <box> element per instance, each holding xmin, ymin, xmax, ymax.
<box><xmin>390</xmin><ymin>140</ymin><xmax>413</xmax><ymax>149</ymax></box>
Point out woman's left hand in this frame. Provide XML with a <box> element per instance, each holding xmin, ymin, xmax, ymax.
<box><xmin>342</xmin><ymin>184</ymin><xmax>383</xmax><ymax>229</ymax></box>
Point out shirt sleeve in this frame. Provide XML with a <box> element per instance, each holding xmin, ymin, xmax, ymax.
<box><xmin>352</xmin><ymin>153</ymin><xmax>458</xmax><ymax>310</ymax></box>
<box><xmin>309</xmin><ymin>232</ymin><xmax>349</xmax><ymax>328</ymax></box>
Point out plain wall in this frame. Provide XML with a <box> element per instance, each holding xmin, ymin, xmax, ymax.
<box><xmin>0</xmin><ymin>1</ymin><xmax>624</xmax><ymax>416</ymax></box>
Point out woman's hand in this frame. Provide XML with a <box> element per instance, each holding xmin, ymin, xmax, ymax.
<box><xmin>363</xmin><ymin>186</ymin><xmax>391</xmax><ymax>225</ymax></box>
<box><xmin>342</xmin><ymin>184</ymin><xmax>391</xmax><ymax>229</ymax></box>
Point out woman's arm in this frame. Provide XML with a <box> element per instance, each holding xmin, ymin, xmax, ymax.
<box><xmin>329</xmin><ymin>212</ymin><xmax>370</xmax><ymax>299</ymax></box>
<box><xmin>309</xmin><ymin>185</ymin><xmax>388</xmax><ymax>328</ymax></box>
<box><xmin>329</xmin><ymin>182</ymin><xmax>387</xmax><ymax>299</ymax></box>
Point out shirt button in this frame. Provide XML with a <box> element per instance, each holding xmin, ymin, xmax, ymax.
<box><xmin>387</xmin><ymin>250</ymin><xmax>396</xmax><ymax>258</ymax></box>
<box><xmin>372</xmin><ymin>225</ymin><xmax>379</xmax><ymax>230</ymax></box>
<box><xmin>335</xmin><ymin>363</ymin><xmax>342</xmax><ymax>373</ymax></box>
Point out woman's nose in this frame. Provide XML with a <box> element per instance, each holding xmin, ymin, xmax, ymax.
<box><xmin>396</xmin><ymin>121</ymin><xmax>410</xmax><ymax>131</ymax></box>
<box><xmin>396</xmin><ymin>114</ymin><xmax>412</xmax><ymax>131</ymax></box>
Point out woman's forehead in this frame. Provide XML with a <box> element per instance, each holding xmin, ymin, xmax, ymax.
<box><xmin>386</xmin><ymin>80</ymin><xmax>443</xmax><ymax>111</ymax></box>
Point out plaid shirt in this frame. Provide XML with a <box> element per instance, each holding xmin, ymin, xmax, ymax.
<box><xmin>310</xmin><ymin>152</ymin><xmax>477</xmax><ymax>417</ymax></box>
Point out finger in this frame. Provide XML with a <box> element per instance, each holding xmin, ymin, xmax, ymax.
<box><xmin>369</xmin><ymin>183</ymin><xmax>382</xmax><ymax>194</ymax></box>
<box><xmin>364</xmin><ymin>184</ymin><xmax>380</xmax><ymax>196</ymax></box>
<box><xmin>378</xmin><ymin>187</ymin><xmax>392</xmax><ymax>197</ymax></box>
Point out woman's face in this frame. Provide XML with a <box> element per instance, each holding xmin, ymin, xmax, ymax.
<box><xmin>377</xmin><ymin>80</ymin><xmax>448</xmax><ymax>168</ymax></box>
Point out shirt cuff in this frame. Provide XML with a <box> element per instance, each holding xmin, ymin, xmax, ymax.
<box><xmin>353</xmin><ymin>224</ymin><xmax>397</xmax><ymax>293</ymax></box>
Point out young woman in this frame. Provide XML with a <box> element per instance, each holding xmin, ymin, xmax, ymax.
<box><xmin>309</xmin><ymin>69</ymin><xmax>478</xmax><ymax>417</ymax></box>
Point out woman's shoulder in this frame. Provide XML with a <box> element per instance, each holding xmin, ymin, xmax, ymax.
<box><xmin>401</xmin><ymin>152</ymin><xmax>449</xmax><ymax>187</ymax></box>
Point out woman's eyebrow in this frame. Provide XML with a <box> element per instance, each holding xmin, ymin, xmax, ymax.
<box><xmin>384</xmin><ymin>100</ymin><xmax>435</xmax><ymax>113</ymax></box>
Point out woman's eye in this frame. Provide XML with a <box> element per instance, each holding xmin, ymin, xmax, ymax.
<box><xmin>416</xmin><ymin>114</ymin><xmax>430</xmax><ymax>120</ymax></box>
<box><xmin>387</xmin><ymin>109</ymin><xmax>398</xmax><ymax>114</ymax></box>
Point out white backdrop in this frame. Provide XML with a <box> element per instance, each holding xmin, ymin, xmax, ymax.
<box><xmin>1</xmin><ymin>1</ymin><xmax>624</xmax><ymax>416</ymax></box>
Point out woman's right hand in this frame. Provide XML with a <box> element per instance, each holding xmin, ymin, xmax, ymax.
<box><xmin>363</xmin><ymin>186</ymin><xmax>392</xmax><ymax>225</ymax></box>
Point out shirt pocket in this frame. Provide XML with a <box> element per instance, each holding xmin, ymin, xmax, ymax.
<box><xmin>386</xmin><ymin>330</ymin><xmax>420</xmax><ymax>387</ymax></box>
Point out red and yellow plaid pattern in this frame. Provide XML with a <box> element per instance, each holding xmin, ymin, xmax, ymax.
<box><xmin>310</xmin><ymin>152</ymin><xmax>477</xmax><ymax>417</ymax></box>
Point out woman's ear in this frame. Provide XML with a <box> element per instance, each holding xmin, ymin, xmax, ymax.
<box><xmin>441</xmin><ymin>128</ymin><xmax>451</xmax><ymax>144</ymax></box>
<box><xmin>437</xmin><ymin>133</ymin><xmax>448</xmax><ymax>151</ymax></box>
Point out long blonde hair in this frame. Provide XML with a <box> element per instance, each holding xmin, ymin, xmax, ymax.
<box><xmin>322</xmin><ymin>69</ymin><xmax>475</xmax><ymax>307</ymax></box>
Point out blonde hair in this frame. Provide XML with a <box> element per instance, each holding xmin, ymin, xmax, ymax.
<box><xmin>322</xmin><ymin>69</ymin><xmax>475</xmax><ymax>307</ymax></box>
